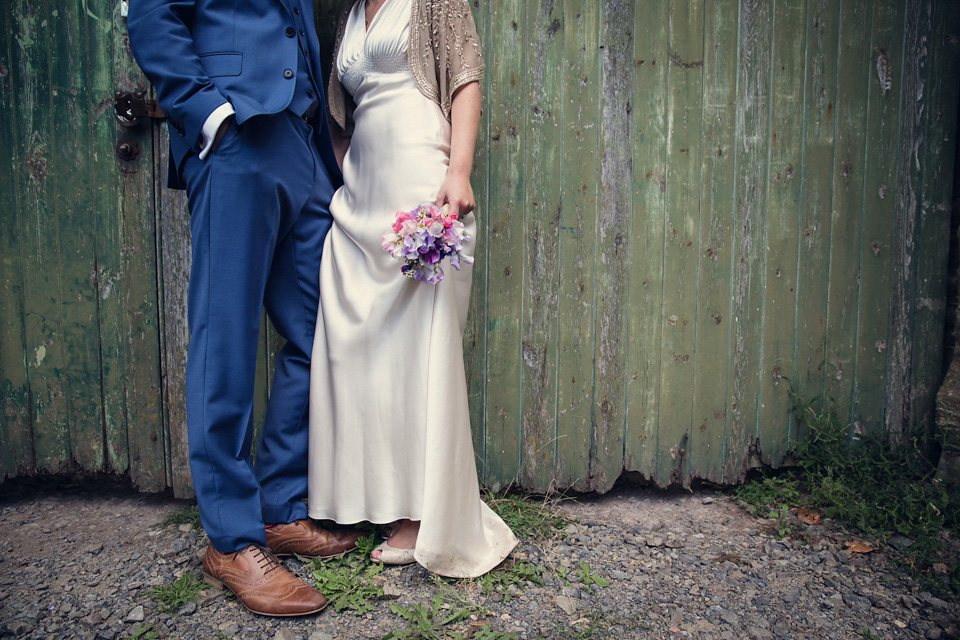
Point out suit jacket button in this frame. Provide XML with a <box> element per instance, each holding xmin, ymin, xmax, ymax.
<box><xmin>283</xmin><ymin>68</ymin><xmax>294</xmax><ymax>79</ymax></box>
<box><xmin>285</xmin><ymin>26</ymin><xmax>296</xmax><ymax>37</ymax></box>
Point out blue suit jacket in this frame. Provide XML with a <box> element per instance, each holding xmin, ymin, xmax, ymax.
<box><xmin>127</xmin><ymin>0</ymin><xmax>341</xmax><ymax>189</ymax></box>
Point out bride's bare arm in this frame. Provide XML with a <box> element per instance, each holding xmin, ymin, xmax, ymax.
<box><xmin>435</xmin><ymin>81</ymin><xmax>481</xmax><ymax>218</ymax></box>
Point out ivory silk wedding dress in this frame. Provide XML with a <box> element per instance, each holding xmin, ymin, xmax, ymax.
<box><xmin>306</xmin><ymin>0</ymin><xmax>517</xmax><ymax>578</ymax></box>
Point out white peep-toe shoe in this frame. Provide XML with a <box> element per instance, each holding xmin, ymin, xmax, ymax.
<box><xmin>372</xmin><ymin>539</ymin><xmax>416</xmax><ymax>566</ymax></box>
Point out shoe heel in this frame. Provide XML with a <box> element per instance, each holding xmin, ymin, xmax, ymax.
<box><xmin>203</xmin><ymin>573</ymin><xmax>224</xmax><ymax>590</ymax></box>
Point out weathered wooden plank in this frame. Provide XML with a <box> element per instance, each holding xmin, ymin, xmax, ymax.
<box><xmin>519</xmin><ymin>0</ymin><xmax>563</xmax><ymax>492</ymax></box>
<box><xmin>555</xmin><ymin>0</ymin><xmax>599</xmax><ymax>490</ymax></box>
<box><xmin>886</xmin><ymin>0</ymin><xmax>930</xmax><ymax>443</ymax></box>
<box><xmin>911</xmin><ymin>0</ymin><xmax>960</xmax><ymax>444</ymax></box>
<box><xmin>655</xmin><ymin>0</ymin><xmax>704</xmax><ymax>487</ymax></box>
<box><xmin>589</xmin><ymin>0</ymin><xmax>633</xmax><ymax>492</ymax></box>
<box><xmin>794</xmin><ymin>0</ymin><xmax>840</xmax><ymax>431</ymax></box>
<box><xmin>755</xmin><ymin>0</ymin><xmax>806</xmax><ymax>461</ymax></box>
<box><xmin>723</xmin><ymin>0</ymin><xmax>772</xmax><ymax>482</ymax></box>
<box><xmin>689</xmin><ymin>0</ymin><xmax>738</xmax><ymax>483</ymax></box>
<box><xmin>156</xmin><ymin>144</ymin><xmax>192</xmax><ymax>496</ymax></box>
<box><xmin>483</xmin><ymin>0</ymin><xmax>526</xmax><ymax>490</ymax></box>
<box><xmin>464</xmin><ymin>0</ymin><xmax>490</xmax><ymax>480</ymax></box>
<box><xmin>87</xmin><ymin>0</ymin><xmax>130</xmax><ymax>476</ymax></box>
<box><xmin>0</xmin><ymin>0</ymin><xmax>33</xmax><ymax>478</ymax></box>
<box><xmin>853</xmin><ymin>0</ymin><xmax>903</xmax><ymax>438</ymax></box>
<box><xmin>115</xmin><ymin>19</ymin><xmax>166</xmax><ymax>491</ymax></box>
<box><xmin>823</xmin><ymin>0</ymin><xmax>873</xmax><ymax>429</ymax></box>
<box><xmin>12</xmin><ymin>0</ymin><xmax>72</xmax><ymax>472</ymax></box>
<box><xmin>625</xmin><ymin>0</ymin><xmax>668</xmax><ymax>480</ymax></box>
<box><xmin>53</xmin><ymin>0</ymin><xmax>107</xmax><ymax>471</ymax></box>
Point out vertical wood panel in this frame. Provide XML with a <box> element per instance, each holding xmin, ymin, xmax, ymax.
<box><xmin>689</xmin><ymin>0</ymin><xmax>738</xmax><ymax>483</ymax></box>
<box><xmin>794</xmin><ymin>0</ymin><xmax>841</xmax><ymax>429</ymax></box>
<box><xmin>555</xmin><ymin>0</ymin><xmax>599</xmax><ymax>490</ymax></box>
<box><xmin>911</xmin><ymin>0</ymin><xmax>960</xmax><ymax>438</ymax></box>
<box><xmin>157</xmin><ymin>164</ymin><xmax>192</xmax><ymax>495</ymax></box>
<box><xmin>483</xmin><ymin>1</ymin><xmax>526</xmax><ymax>489</ymax></box>
<box><xmin>756</xmin><ymin>0</ymin><xmax>806</xmax><ymax>460</ymax></box>
<box><xmin>89</xmin><ymin>0</ymin><xmax>129</xmax><ymax>475</ymax></box>
<box><xmin>589</xmin><ymin>0</ymin><xmax>633</xmax><ymax>491</ymax></box>
<box><xmin>886</xmin><ymin>0</ymin><xmax>929</xmax><ymax>442</ymax></box>
<box><xmin>115</xmin><ymin>15</ymin><xmax>166</xmax><ymax>491</ymax></box>
<box><xmin>656</xmin><ymin>1</ymin><xmax>704</xmax><ymax>487</ymax></box>
<box><xmin>520</xmin><ymin>0</ymin><xmax>563</xmax><ymax>491</ymax></box>
<box><xmin>464</xmin><ymin>0</ymin><xmax>490</xmax><ymax>480</ymax></box>
<box><xmin>724</xmin><ymin>0</ymin><xmax>772</xmax><ymax>482</ymax></box>
<box><xmin>853</xmin><ymin>0</ymin><xmax>903</xmax><ymax>436</ymax></box>
<box><xmin>0</xmin><ymin>0</ymin><xmax>33</xmax><ymax>477</ymax></box>
<box><xmin>824</xmin><ymin>0</ymin><xmax>873</xmax><ymax>424</ymax></box>
<box><xmin>12</xmin><ymin>0</ymin><xmax>72</xmax><ymax>472</ymax></box>
<box><xmin>55</xmin><ymin>0</ymin><xmax>106</xmax><ymax>471</ymax></box>
<box><xmin>624</xmin><ymin>0</ymin><xmax>669</xmax><ymax>480</ymax></box>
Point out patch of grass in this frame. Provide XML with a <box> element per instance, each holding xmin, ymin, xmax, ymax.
<box><xmin>148</xmin><ymin>572</ymin><xmax>206</xmax><ymax>613</ymax></box>
<box><xmin>123</xmin><ymin>625</ymin><xmax>158</xmax><ymax>640</ymax></box>
<box><xmin>554</xmin><ymin>562</ymin><xmax>608</xmax><ymax>589</ymax></box>
<box><xmin>381</xmin><ymin>594</ymin><xmax>472</xmax><ymax>640</ymax></box>
<box><xmin>309</xmin><ymin>532</ymin><xmax>385</xmax><ymax>614</ymax></box>
<box><xmin>795</xmin><ymin>400</ymin><xmax>949</xmax><ymax>554</ymax></box>
<box><xmin>160</xmin><ymin>504</ymin><xmax>202</xmax><ymax>531</ymax></box>
<box><xmin>483</xmin><ymin>490</ymin><xmax>573</xmax><ymax>540</ymax></box>
<box><xmin>735</xmin><ymin>394</ymin><xmax>957</xmax><ymax>594</ymax></box>
<box><xmin>733</xmin><ymin>473</ymin><xmax>803</xmax><ymax>519</ymax></box>
<box><xmin>475</xmin><ymin>559</ymin><xmax>544</xmax><ymax>602</ymax></box>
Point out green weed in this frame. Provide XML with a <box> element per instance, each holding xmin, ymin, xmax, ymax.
<box><xmin>381</xmin><ymin>594</ymin><xmax>472</xmax><ymax>640</ymax></box>
<box><xmin>476</xmin><ymin>559</ymin><xmax>544</xmax><ymax>602</ymax></box>
<box><xmin>573</xmin><ymin>562</ymin><xmax>608</xmax><ymax>588</ymax></box>
<box><xmin>553</xmin><ymin>562</ymin><xmax>607</xmax><ymax>589</ymax></box>
<box><xmin>309</xmin><ymin>532</ymin><xmax>385</xmax><ymax>614</ymax></box>
<box><xmin>148</xmin><ymin>572</ymin><xmax>206</xmax><ymax>613</ymax></box>
<box><xmin>160</xmin><ymin>505</ymin><xmax>203</xmax><ymax>532</ymax></box>
<box><xmin>736</xmin><ymin>394</ymin><xmax>957</xmax><ymax>594</ymax></box>
<box><xmin>483</xmin><ymin>490</ymin><xmax>573</xmax><ymax>540</ymax></box>
<box><xmin>732</xmin><ymin>473</ymin><xmax>803</xmax><ymax>518</ymax></box>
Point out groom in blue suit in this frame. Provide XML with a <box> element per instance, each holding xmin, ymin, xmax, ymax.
<box><xmin>128</xmin><ymin>0</ymin><xmax>359</xmax><ymax>616</ymax></box>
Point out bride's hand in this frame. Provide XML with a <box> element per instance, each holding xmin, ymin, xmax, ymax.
<box><xmin>435</xmin><ymin>172</ymin><xmax>475</xmax><ymax>219</ymax></box>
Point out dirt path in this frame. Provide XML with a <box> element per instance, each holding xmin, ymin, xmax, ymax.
<box><xmin>0</xmin><ymin>476</ymin><xmax>956</xmax><ymax>639</ymax></box>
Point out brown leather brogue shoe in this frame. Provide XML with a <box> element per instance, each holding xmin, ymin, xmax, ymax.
<box><xmin>202</xmin><ymin>544</ymin><xmax>327</xmax><ymax>617</ymax></box>
<box><xmin>265</xmin><ymin>519</ymin><xmax>363</xmax><ymax>558</ymax></box>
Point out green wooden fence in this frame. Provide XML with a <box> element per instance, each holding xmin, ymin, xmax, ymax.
<box><xmin>1</xmin><ymin>0</ymin><xmax>958</xmax><ymax>497</ymax></box>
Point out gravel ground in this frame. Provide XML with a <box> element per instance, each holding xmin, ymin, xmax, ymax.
<box><xmin>0</xmin><ymin>476</ymin><xmax>957</xmax><ymax>640</ymax></box>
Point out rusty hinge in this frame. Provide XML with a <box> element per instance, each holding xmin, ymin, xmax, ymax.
<box><xmin>114</xmin><ymin>90</ymin><xmax>165</xmax><ymax>127</ymax></box>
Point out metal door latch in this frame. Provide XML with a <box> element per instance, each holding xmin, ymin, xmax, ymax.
<box><xmin>116</xmin><ymin>139</ymin><xmax>141</xmax><ymax>162</ymax></box>
<box><xmin>114</xmin><ymin>91</ymin><xmax>165</xmax><ymax>127</ymax></box>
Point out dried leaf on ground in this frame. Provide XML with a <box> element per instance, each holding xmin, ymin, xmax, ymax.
<box><xmin>797</xmin><ymin>507</ymin><xmax>822</xmax><ymax>525</ymax></box>
<box><xmin>844</xmin><ymin>541</ymin><xmax>875</xmax><ymax>554</ymax></box>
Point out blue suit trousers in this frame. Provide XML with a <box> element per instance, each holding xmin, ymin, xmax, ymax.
<box><xmin>180</xmin><ymin>110</ymin><xmax>334</xmax><ymax>553</ymax></box>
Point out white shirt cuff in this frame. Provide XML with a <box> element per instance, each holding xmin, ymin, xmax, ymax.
<box><xmin>198</xmin><ymin>103</ymin><xmax>236</xmax><ymax>160</ymax></box>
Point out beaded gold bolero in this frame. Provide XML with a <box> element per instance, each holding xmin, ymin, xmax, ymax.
<box><xmin>327</xmin><ymin>0</ymin><xmax>485</xmax><ymax>136</ymax></box>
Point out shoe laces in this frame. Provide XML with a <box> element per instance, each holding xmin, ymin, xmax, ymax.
<box><xmin>245</xmin><ymin>544</ymin><xmax>283</xmax><ymax>575</ymax></box>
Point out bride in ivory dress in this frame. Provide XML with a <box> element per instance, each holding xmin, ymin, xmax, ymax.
<box><xmin>306</xmin><ymin>0</ymin><xmax>518</xmax><ymax>577</ymax></box>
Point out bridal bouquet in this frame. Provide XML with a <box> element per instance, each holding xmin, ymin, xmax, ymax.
<box><xmin>380</xmin><ymin>202</ymin><xmax>473</xmax><ymax>284</ymax></box>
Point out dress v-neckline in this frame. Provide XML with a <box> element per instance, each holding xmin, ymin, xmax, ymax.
<box><xmin>363</xmin><ymin>0</ymin><xmax>391</xmax><ymax>34</ymax></box>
